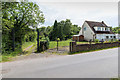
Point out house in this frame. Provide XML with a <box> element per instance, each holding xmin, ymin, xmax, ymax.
<box><xmin>115</xmin><ymin>34</ymin><xmax>120</xmax><ymax>40</ymax></box>
<box><xmin>73</xmin><ymin>20</ymin><xmax>116</xmax><ymax>41</ymax></box>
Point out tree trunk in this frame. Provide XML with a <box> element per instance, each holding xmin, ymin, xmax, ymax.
<box><xmin>12</xmin><ymin>28</ymin><xmax>15</xmax><ymax>51</ymax></box>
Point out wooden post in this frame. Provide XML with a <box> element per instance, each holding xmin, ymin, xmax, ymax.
<box><xmin>70</xmin><ymin>42</ymin><xmax>76</xmax><ymax>52</ymax></box>
<box><xmin>89</xmin><ymin>39</ymin><xmax>92</xmax><ymax>45</ymax></box>
<box><xmin>37</xmin><ymin>29</ymin><xmax>40</xmax><ymax>52</ymax></box>
<box><xmin>57</xmin><ymin>40</ymin><xmax>58</xmax><ymax>51</ymax></box>
<box><xmin>70</xmin><ymin>42</ymin><xmax>72</xmax><ymax>52</ymax></box>
<box><xmin>57</xmin><ymin>38</ymin><xmax>60</xmax><ymax>51</ymax></box>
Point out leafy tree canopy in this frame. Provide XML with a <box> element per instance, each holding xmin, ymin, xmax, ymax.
<box><xmin>2</xmin><ymin>2</ymin><xmax>45</xmax><ymax>53</ymax></box>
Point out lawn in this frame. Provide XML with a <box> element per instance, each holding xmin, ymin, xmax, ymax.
<box><xmin>1</xmin><ymin>40</ymin><xmax>90</xmax><ymax>62</ymax></box>
<box><xmin>49</xmin><ymin>39</ymin><xmax>89</xmax><ymax>49</ymax></box>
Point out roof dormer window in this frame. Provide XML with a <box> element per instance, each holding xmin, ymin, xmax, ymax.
<box><xmin>97</xmin><ymin>27</ymin><xmax>101</xmax><ymax>31</ymax></box>
<box><xmin>102</xmin><ymin>27</ymin><xmax>104</xmax><ymax>31</ymax></box>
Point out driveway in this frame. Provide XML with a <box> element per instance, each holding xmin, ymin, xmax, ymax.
<box><xmin>1</xmin><ymin>48</ymin><xmax>118</xmax><ymax>78</ymax></box>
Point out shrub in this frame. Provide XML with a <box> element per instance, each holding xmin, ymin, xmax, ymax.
<box><xmin>95</xmin><ymin>39</ymin><xmax>99</xmax><ymax>43</ymax></box>
<box><xmin>115</xmin><ymin>39</ymin><xmax>119</xmax><ymax>42</ymax></box>
<box><xmin>110</xmin><ymin>39</ymin><xmax>113</xmax><ymax>43</ymax></box>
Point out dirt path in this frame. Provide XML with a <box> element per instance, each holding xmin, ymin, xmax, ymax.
<box><xmin>46</xmin><ymin>46</ymin><xmax>69</xmax><ymax>53</ymax></box>
<box><xmin>11</xmin><ymin>46</ymin><xmax>69</xmax><ymax>62</ymax></box>
<box><xmin>23</xmin><ymin>45</ymin><xmax>34</xmax><ymax>51</ymax></box>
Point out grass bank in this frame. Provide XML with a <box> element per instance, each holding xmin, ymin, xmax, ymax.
<box><xmin>1</xmin><ymin>41</ymin><xmax>36</xmax><ymax>62</ymax></box>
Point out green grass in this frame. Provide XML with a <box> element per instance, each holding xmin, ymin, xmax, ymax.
<box><xmin>1</xmin><ymin>41</ymin><xmax>36</xmax><ymax>62</ymax></box>
<box><xmin>49</xmin><ymin>39</ymin><xmax>89</xmax><ymax>49</ymax></box>
<box><xmin>22</xmin><ymin>41</ymin><xmax>36</xmax><ymax>50</ymax></box>
<box><xmin>1</xmin><ymin>49</ymin><xmax>23</xmax><ymax>62</ymax></box>
<box><xmin>111</xmin><ymin>78</ymin><xmax>120</xmax><ymax>80</ymax></box>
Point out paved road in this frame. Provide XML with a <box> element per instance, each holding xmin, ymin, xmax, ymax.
<box><xmin>2</xmin><ymin>48</ymin><xmax>118</xmax><ymax>78</ymax></box>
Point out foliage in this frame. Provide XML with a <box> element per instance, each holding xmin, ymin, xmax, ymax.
<box><xmin>24</xmin><ymin>29</ymin><xmax>37</xmax><ymax>42</ymax></box>
<box><xmin>63</xmin><ymin>19</ymin><xmax>72</xmax><ymax>39</ymax></box>
<box><xmin>2</xmin><ymin>2</ymin><xmax>45</xmax><ymax>54</ymax></box>
<box><xmin>109</xmin><ymin>39</ymin><xmax>114</xmax><ymax>43</ymax></box>
<box><xmin>71</xmin><ymin>25</ymin><xmax>81</xmax><ymax>35</ymax></box>
<box><xmin>112</xmin><ymin>27</ymin><xmax>120</xmax><ymax>34</ymax></box>
<box><xmin>111</xmin><ymin>78</ymin><xmax>120</xmax><ymax>80</ymax></box>
<box><xmin>49</xmin><ymin>19</ymin><xmax>81</xmax><ymax>41</ymax></box>
<box><xmin>95</xmin><ymin>39</ymin><xmax>99</xmax><ymax>43</ymax></box>
<box><xmin>49</xmin><ymin>20</ymin><xmax>58</xmax><ymax>41</ymax></box>
<box><xmin>57</xmin><ymin>21</ymin><xmax>64</xmax><ymax>40</ymax></box>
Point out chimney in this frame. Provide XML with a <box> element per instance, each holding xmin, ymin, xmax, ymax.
<box><xmin>102</xmin><ymin>21</ymin><xmax>104</xmax><ymax>24</ymax></box>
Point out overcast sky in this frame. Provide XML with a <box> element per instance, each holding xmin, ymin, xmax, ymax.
<box><xmin>30</xmin><ymin>0</ymin><xmax>118</xmax><ymax>27</ymax></box>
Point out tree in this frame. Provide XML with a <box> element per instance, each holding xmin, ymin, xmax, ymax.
<box><xmin>49</xmin><ymin>20</ymin><xmax>58</xmax><ymax>41</ymax></box>
<box><xmin>112</xmin><ymin>27</ymin><xmax>120</xmax><ymax>34</ymax></box>
<box><xmin>46</xmin><ymin>26</ymin><xmax>52</xmax><ymax>36</ymax></box>
<box><xmin>2</xmin><ymin>2</ymin><xmax>45</xmax><ymax>53</ymax></box>
<box><xmin>57</xmin><ymin>21</ymin><xmax>64</xmax><ymax>40</ymax></box>
<box><xmin>71</xmin><ymin>24</ymin><xmax>81</xmax><ymax>35</ymax></box>
<box><xmin>63</xmin><ymin>19</ymin><xmax>72</xmax><ymax>39</ymax></box>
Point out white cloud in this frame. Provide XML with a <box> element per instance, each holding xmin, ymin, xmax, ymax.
<box><xmin>31</xmin><ymin>1</ymin><xmax>118</xmax><ymax>27</ymax></box>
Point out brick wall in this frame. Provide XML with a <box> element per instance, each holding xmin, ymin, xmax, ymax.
<box><xmin>70</xmin><ymin>42</ymin><xmax>119</xmax><ymax>52</ymax></box>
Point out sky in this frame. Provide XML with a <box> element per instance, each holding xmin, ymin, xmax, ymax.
<box><xmin>30</xmin><ymin>0</ymin><xmax>119</xmax><ymax>28</ymax></box>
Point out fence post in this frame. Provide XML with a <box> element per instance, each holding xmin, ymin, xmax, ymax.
<box><xmin>70</xmin><ymin>41</ymin><xmax>76</xmax><ymax>52</ymax></box>
<box><xmin>70</xmin><ymin>42</ymin><xmax>72</xmax><ymax>52</ymax></box>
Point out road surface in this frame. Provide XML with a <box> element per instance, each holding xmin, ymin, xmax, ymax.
<box><xmin>1</xmin><ymin>48</ymin><xmax>118</xmax><ymax>78</ymax></box>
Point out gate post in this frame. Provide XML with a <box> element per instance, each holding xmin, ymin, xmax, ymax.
<box><xmin>70</xmin><ymin>41</ymin><xmax>76</xmax><ymax>52</ymax></box>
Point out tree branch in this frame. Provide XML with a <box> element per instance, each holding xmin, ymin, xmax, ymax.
<box><xmin>21</xmin><ymin>21</ymin><xmax>29</xmax><ymax>28</ymax></box>
<box><xmin>5</xmin><ymin>25</ymin><xmax>10</xmax><ymax>29</ymax></box>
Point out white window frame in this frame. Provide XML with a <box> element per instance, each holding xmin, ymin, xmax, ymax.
<box><xmin>97</xmin><ymin>27</ymin><xmax>101</xmax><ymax>31</ymax></box>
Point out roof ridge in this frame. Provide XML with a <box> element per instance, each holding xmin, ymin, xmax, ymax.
<box><xmin>85</xmin><ymin>20</ymin><xmax>102</xmax><ymax>23</ymax></box>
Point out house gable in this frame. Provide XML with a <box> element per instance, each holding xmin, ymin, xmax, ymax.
<box><xmin>82</xmin><ymin>21</ymin><xmax>95</xmax><ymax>41</ymax></box>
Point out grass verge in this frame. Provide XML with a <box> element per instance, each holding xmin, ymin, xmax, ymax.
<box><xmin>1</xmin><ymin>41</ymin><xmax>36</xmax><ymax>62</ymax></box>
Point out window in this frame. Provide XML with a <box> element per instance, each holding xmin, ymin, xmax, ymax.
<box><xmin>110</xmin><ymin>36</ymin><xmax>112</xmax><ymax>38</ymax></box>
<box><xmin>106</xmin><ymin>36</ymin><xmax>109</xmax><ymax>39</ymax></box>
<box><xmin>102</xmin><ymin>27</ymin><xmax>104</xmax><ymax>31</ymax></box>
<box><xmin>108</xmin><ymin>28</ymin><xmax>110</xmax><ymax>31</ymax></box>
<box><xmin>105</xmin><ymin>28</ymin><xmax>107</xmax><ymax>31</ymax></box>
<box><xmin>114</xmin><ymin>36</ymin><xmax>116</xmax><ymax>38</ymax></box>
<box><xmin>84</xmin><ymin>27</ymin><xmax>86</xmax><ymax>31</ymax></box>
<box><xmin>97</xmin><ymin>27</ymin><xmax>101</xmax><ymax>31</ymax></box>
<box><xmin>94</xmin><ymin>27</ymin><xmax>97</xmax><ymax>31</ymax></box>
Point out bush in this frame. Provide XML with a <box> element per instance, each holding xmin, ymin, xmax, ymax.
<box><xmin>95</xmin><ymin>39</ymin><xmax>99</xmax><ymax>43</ymax></box>
<box><xmin>115</xmin><ymin>39</ymin><xmax>119</xmax><ymax>42</ymax></box>
<box><xmin>109</xmin><ymin>39</ymin><xmax>113</xmax><ymax>43</ymax></box>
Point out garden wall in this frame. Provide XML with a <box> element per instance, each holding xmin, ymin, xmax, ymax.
<box><xmin>70</xmin><ymin>42</ymin><xmax>119</xmax><ymax>52</ymax></box>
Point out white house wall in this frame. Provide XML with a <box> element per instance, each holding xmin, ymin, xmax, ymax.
<box><xmin>115</xmin><ymin>34</ymin><xmax>120</xmax><ymax>39</ymax></box>
<box><xmin>78</xmin><ymin>28</ymin><xmax>82</xmax><ymax>35</ymax></box>
<box><xmin>96</xmin><ymin>34</ymin><xmax>116</xmax><ymax>41</ymax></box>
<box><xmin>82</xmin><ymin>22</ymin><xmax>95</xmax><ymax>41</ymax></box>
